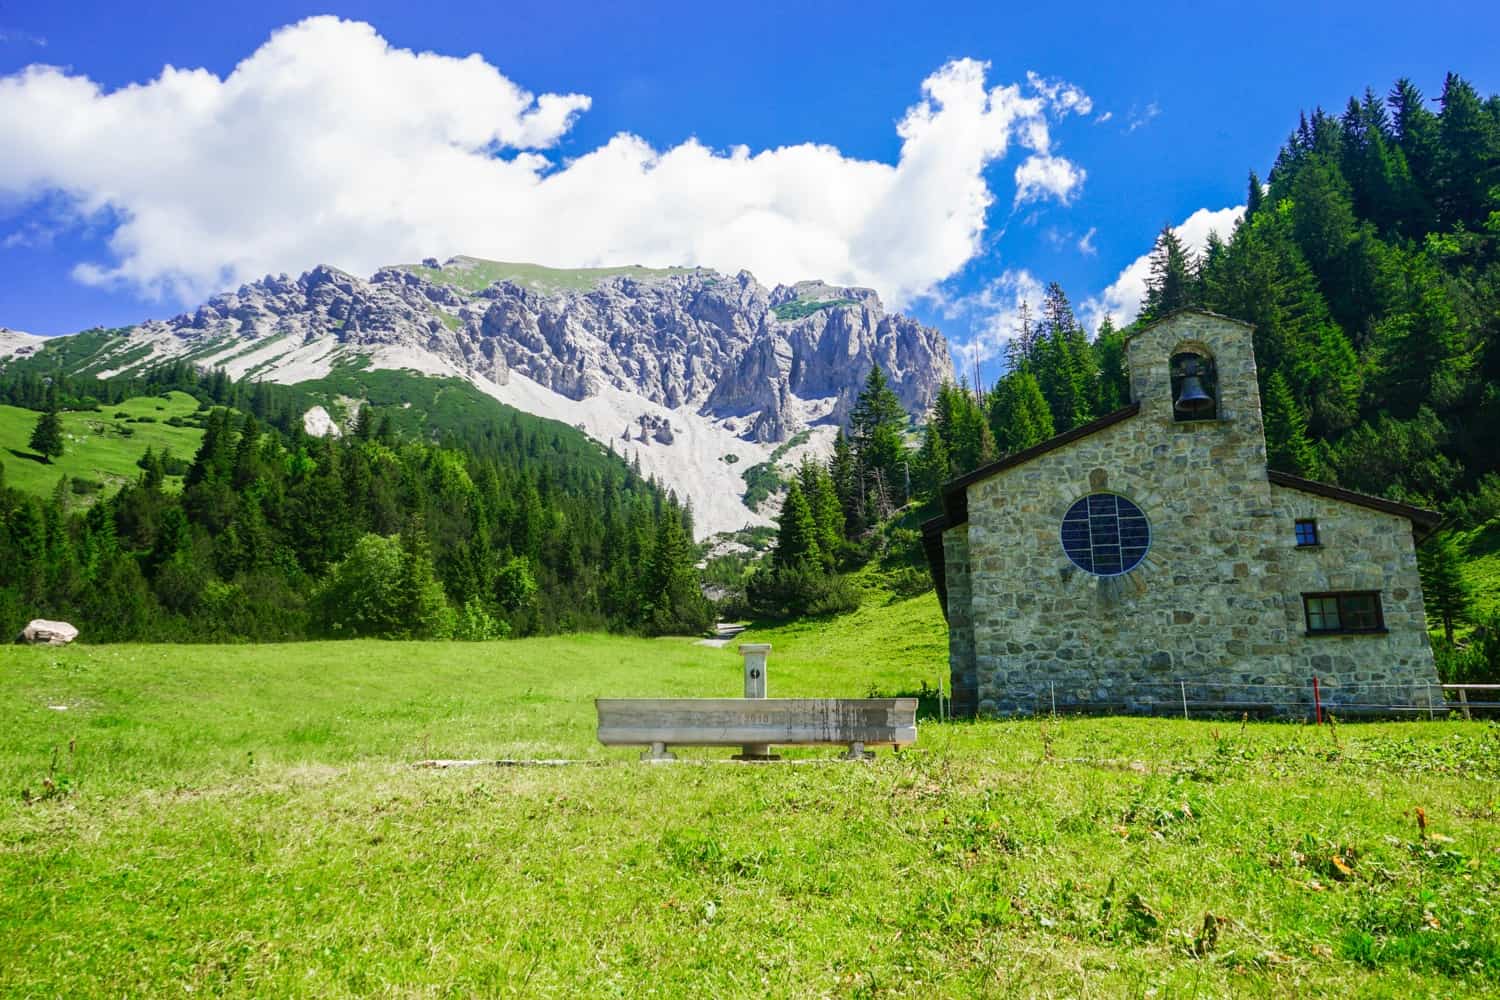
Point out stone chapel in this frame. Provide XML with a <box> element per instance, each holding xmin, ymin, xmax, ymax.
<box><xmin>921</xmin><ymin>309</ymin><xmax>1444</xmax><ymax>717</ymax></box>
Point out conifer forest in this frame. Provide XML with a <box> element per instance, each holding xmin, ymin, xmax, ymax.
<box><xmin>2</xmin><ymin>73</ymin><xmax>1498</xmax><ymax>659</ymax></box>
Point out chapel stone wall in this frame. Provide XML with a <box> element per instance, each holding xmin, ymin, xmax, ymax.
<box><xmin>951</xmin><ymin>312</ymin><xmax>1439</xmax><ymax>715</ymax></box>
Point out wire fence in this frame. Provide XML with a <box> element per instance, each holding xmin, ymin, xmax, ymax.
<box><xmin>958</xmin><ymin>678</ymin><xmax>1500</xmax><ymax>721</ymax></box>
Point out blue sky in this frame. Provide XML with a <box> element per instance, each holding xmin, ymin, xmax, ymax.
<box><xmin>1</xmin><ymin>0</ymin><xmax>1495</xmax><ymax>379</ymax></box>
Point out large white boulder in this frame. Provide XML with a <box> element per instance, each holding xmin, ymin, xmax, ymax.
<box><xmin>16</xmin><ymin>620</ymin><xmax>79</xmax><ymax>645</ymax></box>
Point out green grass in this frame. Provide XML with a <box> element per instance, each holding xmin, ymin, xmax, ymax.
<box><xmin>740</xmin><ymin>459</ymin><xmax>783</xmax><ymax>510</ymax></box>
<box><xmin>771</xmin><ymin>297</ymin><xmax>859</xmax><ymax>322</ymax></box>
<box><xmin>2</xmin><ymin>586</ymin><xmax>1497</xmax><ymax>996</ymax></box>
<box><xmin>401</xmin><ymin>256</ymin><xmax>703</xmax><ymax>295</ymax></box>
<box><xmin>740</xmin><ymin>430</ymin><xmax>813</xmax><ymax>510</ymax></box>
<box><xmin>1453</xmin><ymin>516</ymin><xmax>1500</xmax><ymax>625</ymax></box>
<box><xmin>0</xmin><ymin>391</ymin><xmax>204</xmax><ymax>498</ymax></box>
<box><xmin>431</xmin><ymin>306</ymin><xmax>465</xmax><ymax>332</ymax></box>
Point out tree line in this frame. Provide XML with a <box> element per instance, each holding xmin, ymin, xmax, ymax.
<box><xmin>0</xmin><ymin>371</ymin><xmax>710</xmax><ymax>641</ymax></box>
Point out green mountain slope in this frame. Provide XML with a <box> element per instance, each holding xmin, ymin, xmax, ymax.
<box><xmin>0</xmin><ymin>391</ymin><xmax>204</xmax><ymax>498</ymax></box>
<box><xmin>396</xmin><ymin>255</ymin><xmax>702</xmax><ymax>294</ymax></box>
<box><xmin>1454</xmin><ymin>517</ymin><xmax>1500</xmax><ymax>625</ymax></box>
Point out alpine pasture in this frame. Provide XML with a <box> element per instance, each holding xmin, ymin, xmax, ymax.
<box><xmin>3</xmin><ymin>590</ymin><xmax>1497</xmax><ymax>997</ymax></box>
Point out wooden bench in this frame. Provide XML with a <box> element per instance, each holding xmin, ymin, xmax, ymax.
<box><xmin>596</xmin><ymin>697</ymin><xmax>918</xmax><ymax>761</ymax></box>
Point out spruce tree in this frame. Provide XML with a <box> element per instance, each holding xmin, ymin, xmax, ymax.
<box><xmin>1261</xmin><ymin>371</ymin><xmax>1318</xmax><ymax>478</ymax></box>
<box><xmin>642</xmin><ymin>505</ymin><xmax>708</xmax><ymax>635</ymax></box>
<box><xmin>352</xmin><ymin>404</ymin><xmax>375</xmax><ymax>440</ymax></box>
<box><xmin>1091</xmin><ymin>318</ymin><xmax>1130</xmax><ymax>413</ymax></box>
<box><xmin>798</xmin><ymin>460</ymin><xmax>844</xmax><ymax>571</ymax></box>
<box><xmin>773</xmin><ymin>479</ymin><xmax>820</xmax><ymax>570</ymax></box>
<box><xmin>1435</xmin><ymin>73</ymin><xmax>1500</xmax><ymax>229</ymax></box>
<box><xmin>827</xmin><ymin>431</ymin><xmax>864</xmax><ymax>538</ymax></box>
<box><xmin>915</xmin><ymin>419</ymin><xmax>950</xmax><ymax>500</ymax></box>
<box><xmin>1388</xmin><ymin>78</ymin><xmax>1440</xmax><ymax>223</ymax></box>
<box><xmin>1031</xmin><ymin>289</ymin><xmax>1095</xmax><ymax>434</ymax></box>
<box><xmin>987</xmin><ymin>370</ymin><xmax>1054</xmax><ymax>456</ymax></box>
<box><xmin>1141</xmin><ymin>225</ymin><xmax>1195</xmax><ymax>320</ymax></box>
<box><xmin>849</xmin><ymin>365</ymin><xmax>911</xmax><ymax>515</ymax></box>
<box><xmin>28</xmin><ymin>407</ymin><xmax>64</xmax><ymax>463</ymax></box>
<box><xmin>396</xmin><ymin>518</ymin><xmax>452</xmax><ymax>639</ymax></box>
<box><xmin>1418</xmin><ymin>531</ymin><xmax>1473</xmax><ymax>643</ymax></box>
<box><xmin>1245</xmin><ymin>170</ymin><xmax>1264</xmax><ymax>219</ymax></box>
<box><xmin>1005</xmin><ymin>301</ymin><xmax>1039</xmax><ymax>372</ymax></box>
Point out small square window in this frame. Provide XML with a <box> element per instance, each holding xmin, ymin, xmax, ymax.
<box><xmin>1294</xmin><ymin>520</ymin><xmax>1319</xmax><ymax>547</ymax></box>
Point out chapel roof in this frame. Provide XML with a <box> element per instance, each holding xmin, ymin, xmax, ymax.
<box><xmin>1266</xmin><ymin>470</ymin><xmax>1441</xmax><ymax>540</ymax></box>
<box><xmin>937</xmin><ymin>403</ymin><xmax>1142</xmax><ymax>528</ymax></box>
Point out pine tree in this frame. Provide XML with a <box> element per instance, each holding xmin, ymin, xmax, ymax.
<box><xmin>827</xmin><ymin>431</ymin><xmax>864</xmax><ymax>538</ymax></box>
<box><xmin>1261</xmin><ymin>371</ymin><xmax>1318</xmax><ymax>477</ymax></box>
<box><xmin>773</xmin><ymin>479</ymin><xmax>821</xmax><ymax>570</ymax></box>
<box><xmin>1418</xmin><ymin>531</ymin><xmax>1473</xmax><ymax>643</ymax></box>
<box><xmin>1141</xmin><ymin>225</ymin><xmax>1196</xmax><ymax>320</ymax></box>
<box><xmin>1435</xmin><ymin>73</ymin><xmax>1500</xmax><ymax>229</ymax></box>
<box><xmin>987</xmin><ymin>370</ymin><xmax>1054</xmax><ymax>456</ymax></box>
<box><xmin>848</xmin><ymin>365</ymin><xmax>911</xmax><ymax>516</ymax></box>
<box><xmin>798</xmin><ymin>460</ymin><xmax>844</xmax><ymax>571</ymax></box>
<box><xmin>396</xmin><ymin>517</ymin><xmax>452</xmax><ymax>639</ymax></box>
<box><xmin>642</xmin><ymin>504</ymin><xmax>709</xmax><ymax>635</ymax></box>
<box><xmin>1245</xmin><ymin>170</ymin><xmax>1264</xmax><ymax>220</ymax></box>
<box><xmin>915</xmin><ymin>418</ymin><xmax>950</xmax><ymax>500</ymax></box>
<box><xmin>28</xmin><ymin>407</ymin><xmax>64</xmax><ymax>463</ymax></box>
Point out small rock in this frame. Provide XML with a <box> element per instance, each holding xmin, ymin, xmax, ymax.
<box><xmin>16</xmin><ymin>619</ymin><xmax>79</xmax><ymax>645</ymax></box>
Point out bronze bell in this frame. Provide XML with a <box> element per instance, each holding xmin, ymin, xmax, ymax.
<box><xmin>1174</xmin><ymin>365</ymin><xmax>1214</xmax><ymax>413</ymax></box>
<box><xmin>1175</xmin><ymin>375</ymin><xmax>1213</xmax><ymax>412</ymax></box>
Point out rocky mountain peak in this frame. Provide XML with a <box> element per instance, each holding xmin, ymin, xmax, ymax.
<box><xmin>28</xmin><ymin>257</ymin><xmax>956</xmax><ymax>535</ymax></box>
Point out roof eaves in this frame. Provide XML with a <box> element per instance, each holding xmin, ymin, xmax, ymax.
<box><xmin>1266</xmin><ymin>470</ymin><xmax>1442</xmax><ymax>540</ymax></box>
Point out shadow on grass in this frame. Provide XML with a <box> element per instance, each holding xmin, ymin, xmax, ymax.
<box><xmin>866</xmin><ymin>682</ymin><xmax>946</xmax><ymax>722</ymax></box>
<box><xmin>6</xmin><ymin>447</ymin><xmax>49</xmax><ymax>465</ymax></box>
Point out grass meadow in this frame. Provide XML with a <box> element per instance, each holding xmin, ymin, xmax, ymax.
<box><xmin>2</xmin><ymin>591</ymin><xmax>1497</xmax><ymax>997</ymax></box>
<box><xmin>0</xmin><ymin>390</ymin><xmax>202</xmax><ymax>497</ymax></box>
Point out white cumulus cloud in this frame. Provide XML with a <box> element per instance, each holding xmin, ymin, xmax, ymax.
<box><xmin>1081</xmin><ymin>205</ymin><xmax>1244</xmax><ymax>331</ymax></box>
<box><xmin>1013</xmin><ymin>155</ymin><xmax>1086</xmax><ymax>207</ymax></box>
<box><xmin>0</xmin><ymin>16</ymin><xmax>1091</xmax><ymax>308</ymax></box>
<box><xmin>940</xmin><ymin>268</ymin><xmax>1046</xmax><ymax>365</ymax></box>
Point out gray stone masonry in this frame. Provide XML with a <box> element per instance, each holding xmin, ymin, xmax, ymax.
<box><xmin>942</xmin><ymin>311</ymin><xmax>1440</xmax><ymax>716</ymax></box>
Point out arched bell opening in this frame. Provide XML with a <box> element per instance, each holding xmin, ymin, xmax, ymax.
<box><xmin>1170</xmin><ymin>350</ymin><xmax>1218</xmax><ymax>422</ymax></box>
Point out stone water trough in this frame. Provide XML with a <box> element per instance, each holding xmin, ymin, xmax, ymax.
<box><xmin>596</xmin><ymin>644</ymin><xmax>918</xmax><ymax>761</ymax></box>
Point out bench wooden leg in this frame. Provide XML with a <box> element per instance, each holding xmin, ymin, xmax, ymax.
<box><xmin>844</xmin><ymin>741</ymin><xmax>874</xmax><ymax>761</ymax></box>
<box><xmin>640</xmin><ymin>742</ymin><xmax>677</xmax><ymax>762</ymax></box>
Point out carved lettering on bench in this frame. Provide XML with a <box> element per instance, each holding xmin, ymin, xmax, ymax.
<box><xmin>596</xmin><ymin>698</ymin><xmax>919</xmax><ymax>752</ymax></box>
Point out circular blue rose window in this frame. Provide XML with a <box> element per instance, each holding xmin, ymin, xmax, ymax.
<box><xmin>1060</xmin><ymin>493</ymin><xmax>1150</xmax><ymax>576</ymax></box>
